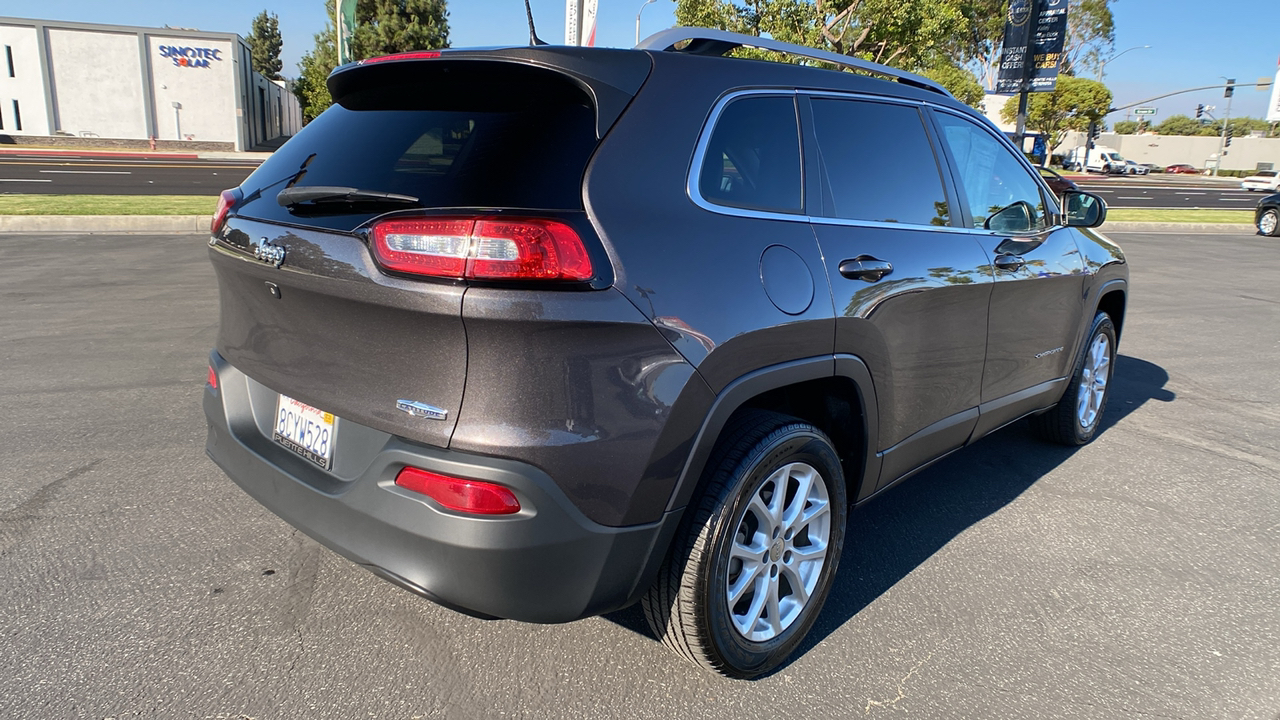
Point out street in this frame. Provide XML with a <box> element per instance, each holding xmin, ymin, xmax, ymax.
<box><xmin>1</xmin><ymin>230</ymin><xmax>1278</xmax><ymax>719</ymax></box>
<box><xmin>1072</xmin><ymin>173</ymin><xmax>1266</xmax><ymax>209</ymax></box>
<box><xmin>0</xmin><ymin>152</ymin><xmax>258</xmax><ymax>195</ymax></box>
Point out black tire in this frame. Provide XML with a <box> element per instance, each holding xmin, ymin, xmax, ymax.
<box><xmin>1029</xmin><ymin>313</ymin><xmax>1117</xmax><ymax>445</ymax></box>
<box><xmin>1257</xmin><ymin>208</ymin><xmax>1280</xmax><ymax>237</ymax></box>
<box><xmin>642</xmin><ymin>410</ymin><xmax>847</xmax><ymax>679</ymax></box>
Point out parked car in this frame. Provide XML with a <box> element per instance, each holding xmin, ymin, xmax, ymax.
<box><xmin>1038</xmin><ymin>166</ymin><xmax>1079</xmax><ymax>199</ymax></box>
<box><xmin>1241</xmin><ymin>170</ymin><xmax>1280</xmax><ymax>193</ymax></box>
<box><xmin>1139</xmin><ymin>163</ymin><xmax>1162</xmax><ymax>173</ymax></box>
<box><xmin>202</xmin><ymin>27</ymin><xmax>1127</xmax><ymax>679</ymax></box>
<box><xmin>1165</xmin><ymin>163</ymin><xmax>1200</xmax><ymax>174</ymax></box>
<box><xmin>1122</xmin><ymin>160</ymin><xmax>1149</xmax><ymax>175</ymax></box>
<box><xmin>1257</xmin><ymin>192</ymin><xmax>1280</xmax><ymax>236</ymax></box>
<box><xmin>1064</xmin><ymin>145</ymin><xmax>1128</xmax><ymax>174</ymax></box>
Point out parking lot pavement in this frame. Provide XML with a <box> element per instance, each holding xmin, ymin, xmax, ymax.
<box><xmin>1</xmin><ymin>231</ymin><xmax>1277</xmax><ymax>719</ymax></box>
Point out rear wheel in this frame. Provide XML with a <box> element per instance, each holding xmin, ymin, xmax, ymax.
<box><xmin>1258</xmin><ymin>208</ymin><xmax>1280</xmax><ymax>237</ymax></box>
<box><xmin>1030</xmin><ymin>313</ymin><xmax>1117</xmax><ymax>446</ymax></box>
<box><xmin>642</xmin><ymin>411</ymin><xmax>847</xmax><ymax>678</ymax></box>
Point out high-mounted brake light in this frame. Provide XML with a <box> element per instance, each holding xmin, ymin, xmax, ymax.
<box><xmin>395</xmin><ymin>467</ymin><xmax>521</xmax><ymax>515</ymax></box>
<box><xmin>358</xmin><ymin>51</ymin><xmax>442</xmax><ymax>65</ymax></box>
<box><xmin>212</xmin><ymin>188</ymin><xmax>240</xmax><ymax>235</ymax></box>
<box><xmin>371</xmin><ymin>217</ymin><xmax>594</xmax><ymax>282</ymax></box>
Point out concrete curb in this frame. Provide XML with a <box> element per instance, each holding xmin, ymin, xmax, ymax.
<box><xmin>0</xmin><ymin>215</ymin><xmax>207</xmax><ymax>234</ymax></box>
<box><xmin>1100</xmin><ymin>222</ymin><xmax>1258</xmax><ymax>234</ymax></box>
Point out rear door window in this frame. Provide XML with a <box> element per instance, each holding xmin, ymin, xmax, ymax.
<box><xmin>697</xmin><ymin>95</ymin><xmax>803</xmax><ymax>214</ymax></box>
<box><xmin>809</xmin><ymin>98</ymin><xmax>952</xmax><ymax>227</ymax></box>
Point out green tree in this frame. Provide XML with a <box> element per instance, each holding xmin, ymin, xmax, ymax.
<box><xmin>920</xmin><ymin>61</ymin><xmax>985</xmax><ymax>110</ymax></box>
<box><xmin>675</xmin><ymin>0</ymin><xmax>968</xmax><ymax>71</ymax></box>
<box><xmin>1001</xmin><ymin>75</ymin><xmax>1111</xmax><ymax>165</ymax></box>
<box><xmin>1112</xmin><ymin>120</ymin><xmax>1138</xmax><ymax>134</ymax></box>
<box><xmin>293</xmin><ymin>0</ymin><xmax>450</xmax><ymax>124</ymax></box>
<box><xmin>1064</xmin><ymin>0</ymin><xmax>1115</xmax><ymax>77</ymax></box>
<box><xmin>1153</xmin><ymin>114</ymin><xmax>1209</xmax><ymax>136</ymax></box>
<box><xmin>351</xmin><ymin>0</ymin><xmax>450</xmax><ymax>58</ymax></box>
<box><xmin>247</xmin><ymin>11</ymin><xmax>284</xmax><ymax>80</ymax></box>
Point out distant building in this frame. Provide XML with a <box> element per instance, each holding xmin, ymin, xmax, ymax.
<box><xmin>0</xmin><ymin>16</ymin><xmax>301</xmax><ymax>151</ymax></box>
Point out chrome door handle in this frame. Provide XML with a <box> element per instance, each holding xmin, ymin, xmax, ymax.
<box><xmin>994</xmin><ymin>254</ymin><xmax>1025</xmax><ymax>271</ymax></box>
<box><xmin>839</xmin><ymin>256</ymin><xmax>893</xmax><ymax>282</ymax></box>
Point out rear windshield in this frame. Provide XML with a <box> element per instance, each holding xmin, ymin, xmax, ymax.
<box><xmin>234</xmin><ymin>63</ymin><xmax>598</xmax><ymax>231</ymax></box>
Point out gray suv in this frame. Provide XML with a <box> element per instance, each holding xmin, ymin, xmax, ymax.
<box><xmin>203</xmin><ymin>28</ymin><xmax>1127</xmax><ymax>679</ymax></box>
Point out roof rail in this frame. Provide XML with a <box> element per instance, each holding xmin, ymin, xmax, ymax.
<box><xmin>636</xmin><ymin>27</ymin><xmax>951</xmax><ymax>98</ymax></box>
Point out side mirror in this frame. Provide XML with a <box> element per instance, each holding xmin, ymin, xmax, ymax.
<box><xmin>1063</xmin><ymin>190</ymin><xmax>1107</xmax><ymax>228</ymax></box>
<box><xmin>984</xmin><ymin>200</ymin><xmax>1036</xmax><ymax>233</ymax></box>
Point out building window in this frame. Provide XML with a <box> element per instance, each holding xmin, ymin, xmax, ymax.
<box><xmin>5</xmin><ymin>45</ymin><xmax>13</xmax><ymax>78</ymax></box>
<box><xmin>12</xmin><ymin>100</ymin><xmax>20</xmax><ymax>132</ymax></box>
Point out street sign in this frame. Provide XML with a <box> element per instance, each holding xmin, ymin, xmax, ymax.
<box><xmin>996</xmin><ymin>0</ymin><xmax>1069</xmax><ymax>94</ymax></box>
<box><xmin>1133</xmin><ymin>107</ymin><xmax>1157</xmax><ymax>115</ymax></box>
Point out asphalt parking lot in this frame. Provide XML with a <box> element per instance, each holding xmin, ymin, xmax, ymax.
<box><xmin>1</xmin><ymin>230</ymin><xmax>1277</xmax><ymax>719</ymax></box>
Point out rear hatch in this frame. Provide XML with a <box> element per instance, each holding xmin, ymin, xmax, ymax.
<box><xmin>210</xmin><ymin>49</ymin><xmax>651</xmax><ymax>448</ymax></box>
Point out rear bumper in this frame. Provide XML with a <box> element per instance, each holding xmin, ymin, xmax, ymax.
<box><xmin>203</xmin><ymin>352</ymin><xmax>680</xmax><ymax>623</ymax></box>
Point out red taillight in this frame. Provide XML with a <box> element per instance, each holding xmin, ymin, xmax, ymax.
<box><xmin>394</xmin><ymin>467</ymin><xmax>521</xmax><ymax>515</ymax></box>
<box><xmin>370</xmin><ymin>216</ymin><xmax>594</xmax><ymax>282</ymax></box>
<box><xmin>358</xmin><ymin>51</ymin><xmax>442</xmax><ymax>65</ymax></box>
<box><xmin>207</xmin><ymin>364</ymin><xmax>218</xmax><ymax>390</ymax></box>
<box><xmin>212</xmin><ymin>188</ymin><xmax>239</xmax><ymax>235</ymax></box>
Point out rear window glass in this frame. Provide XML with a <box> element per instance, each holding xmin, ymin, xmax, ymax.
<box><xmin>698</xmin><ymin>96</ymin><xmax>803</xmax><ymax>214</ymax></box>
<box><xmin>234</xmin><ymin>65</ymin><xmax>597</xmax><ymax>231</ymax></box>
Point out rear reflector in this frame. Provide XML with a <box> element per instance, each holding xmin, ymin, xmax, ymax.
<box><xmin>371</xmin><ymin>216</ymin><xmax>593</xmax><ymax>281</ymax></box>
<box><xmin>395</xmin><ymin>467</ymin><xmax>521</xmax><ymax>515</ymax></box>
<box><xmin>207</xmin><ymin>365</ymin><xmax>218</xmax><ymax>390</ymax></box>
<box><xmin>212</xmin><ymin>188</ymin><xmax>239</xmax><ymax>235</ymax></box>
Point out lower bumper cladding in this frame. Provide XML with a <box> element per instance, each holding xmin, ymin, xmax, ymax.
<box><xmin>203</xmin><ymin>352</ymin><xmax>679</xmax><ymax>623</ymax></box>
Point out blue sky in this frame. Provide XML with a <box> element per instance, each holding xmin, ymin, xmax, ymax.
<box><xmin>6</xmin><ymin>0</ymin><xmax>1277</xmax><ymax>122</ymax></box>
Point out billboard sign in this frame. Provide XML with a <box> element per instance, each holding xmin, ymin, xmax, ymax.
<box><xmin>996</xmin><ymin>0</ymin><xmax>1068</xmax><ymax>94</ymax></box>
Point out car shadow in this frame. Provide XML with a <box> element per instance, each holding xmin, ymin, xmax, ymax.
<box><xmin>602</xmin><ymin>354</ymin><xmax>1174</xmax><ymax>675</ymax></box>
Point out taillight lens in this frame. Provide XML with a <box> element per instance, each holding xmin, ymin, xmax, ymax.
<box><xmin>370</xmin><ymin>217</ymin><xmax>593</xmax><ymax>282</ymax></box>
<box><xmin>394</xmin><ymin>467</ymin><xmax>521</xmax><ymax>515</ymax></box>
<box><xmin>207</xmin><ymin>364</ymin><xmax>218</xmax><ymax>390</ymax></box>
<box><xmin>212</xmin><ymin>188</ymin><xmax>240</xmax><ymax>235</ymax></box>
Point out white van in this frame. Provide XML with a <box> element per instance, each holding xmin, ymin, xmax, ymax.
<box><xmin>1065</xmin><ymin>145</ymin><xmax>1127</xmax><ymax>174</ymax></box>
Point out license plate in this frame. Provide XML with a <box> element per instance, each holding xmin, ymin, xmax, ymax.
<box><xmin>272</xmin><ymin>394</ymin><xmax>336</xmax><ymax>470</ymax></box>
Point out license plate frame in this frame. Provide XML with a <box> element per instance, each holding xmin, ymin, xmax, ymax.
<box><xmin>272</xmin><ymin>394</ymin><xmax>336</xmax><ymax>470</ymax></box>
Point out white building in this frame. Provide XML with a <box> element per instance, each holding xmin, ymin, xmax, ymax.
<box><xmin>0</xmin><ymin>16</ymin><xmax>301</xmax><ymax>151</ymax></box>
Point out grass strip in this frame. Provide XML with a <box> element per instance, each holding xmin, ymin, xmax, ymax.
<box><xmin>0</xmin><ymin>194</ymin><xmax>217</xmax><ymax>216</ymax></box>
<box><xmin>1105</xmin><ymin>208</ymin><xmax>1254</xmax><ymax>224</ymax></box>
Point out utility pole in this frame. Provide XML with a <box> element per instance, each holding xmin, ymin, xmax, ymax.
<box><xmin>1214</xmin><ymin>79</ymin><xmax>1235</xmax><ymax>176</ymax></box>
<box><xmin>1012</xmin><ymin>0</ymin><xmax>1039</xmax><ymax>151</ymax></box>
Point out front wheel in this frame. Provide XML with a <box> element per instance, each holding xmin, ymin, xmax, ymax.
<box><xmin>1029</xmin><ymin>313</ymin><xmax>1117</xmax><ymax>445</ymax></box>
<box><xmin>1259</xmin><ymin>208</ymin><xmax>1280</xmax><ymax>237</ymax></box>
<box><xmin>642</xmin><ymin>411</ymin><xmax>847</xmax><ymax>678</ymax></box>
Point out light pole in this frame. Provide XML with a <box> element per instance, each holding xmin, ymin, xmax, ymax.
<box><xmin>1098</xmin><ymin>44</ymin><xmax>1151</xmax><ymax>82</ymax></box>
<box><xmin>635</xmin><ymin>0</ymin><xmax>657</xmax><ymax>45</ymax></box>
<box><xmin>1214</xmin><ymin>76</ymin><xmax>1235</xmax><ymax>176</ymax></box>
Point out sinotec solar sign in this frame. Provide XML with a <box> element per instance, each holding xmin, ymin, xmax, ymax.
<box><xmin>158</xmin><ymin>45</ymin><xmax>223</xmax><ymax>68</ymax></box>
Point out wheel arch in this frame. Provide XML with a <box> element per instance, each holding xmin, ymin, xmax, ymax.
<box><xmin>664</xmin><ymin>355</ymin><xmax>881</xmax><ymax>515</ymax></box>
<box><xmin>1094</xmin><ymin>279</ymin><xmax>1127</xmax><ymax>342</ymax></box>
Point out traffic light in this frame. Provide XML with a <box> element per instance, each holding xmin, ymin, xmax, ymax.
<box><xmin>1225</xmin><ymin>125</ymin><xmax>1233</xmax><ymax>147</ymax></box>
<box><xmin>1225</xmin><ymin>79</ymin><xmax>1235</xmax><ymax>98</ymax></box>
<box><xmin>1196</xmin><ymin>104</ymin><xmax>1204</xmax><ymax>119</ymax></box>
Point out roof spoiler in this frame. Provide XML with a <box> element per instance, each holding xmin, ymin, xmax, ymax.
<box><xmin>636</xmin><ymin>27</ymin><xmax>951</xmax><ymax>98</ymax></box>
